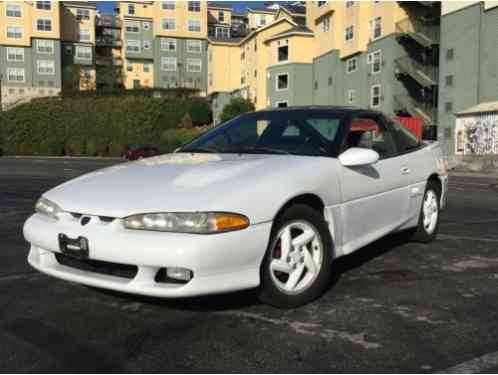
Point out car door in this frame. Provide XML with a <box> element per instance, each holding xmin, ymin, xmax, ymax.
<box><xmin>338</xmin><ymin>114</ymin><xmax>411</xmax><ymax>254</ymax></box>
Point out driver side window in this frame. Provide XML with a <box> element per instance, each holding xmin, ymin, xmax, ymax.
<box><xmin>346</xmin><ymin>116</ymin><xmax>398</xmax><ymax>159</ymax></box>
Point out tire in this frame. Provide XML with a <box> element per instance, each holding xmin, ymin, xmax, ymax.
<box><xmin>258</xmin><ymin>204</ymin><xmax>334</xmax><ymax>308</ymax></box>
<box><xmin>410</xmin><ymin>180</ymin><xmax>441</xmax><ymax>243</ymax></box>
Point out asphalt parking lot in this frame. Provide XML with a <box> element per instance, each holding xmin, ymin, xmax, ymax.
<box><xmin>2</xmin><ymin>156</ymin><xmax>498</xmax><ymax>373</ymax></box>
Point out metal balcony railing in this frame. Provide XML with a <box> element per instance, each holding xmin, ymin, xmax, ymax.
<box><xmin>97</xmin><ymin>16</ymin><xmax>122</xmax><ymax>28</ymax></box>
<box><xmin>396</xmin><ymin>17</ymin><xmax>439</xmax><ymax>48</ymax></box>
<box><xmin>96</xmin><ymin>36</ymin><xmax>122</xmax><ymax>47</ymax></box>
<box><xmin>395</xmin><ymin>55</ymin><xmax>438</xmax><ymax>88</ymax></box>
<box><xmin>394</xmin><ymin>94</ymin><xmax>437</xmax><ymax>125</ymax></box>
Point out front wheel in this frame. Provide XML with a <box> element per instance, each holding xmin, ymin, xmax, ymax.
<box><xmin>258</xmin><ymin>205</ymin><xmax>334</xmax><ymax>308</ymax></box>
<box><xmin>410</xmin><ymin>180</ymin><xmax>441</xmax><ymax>243</ymax></box>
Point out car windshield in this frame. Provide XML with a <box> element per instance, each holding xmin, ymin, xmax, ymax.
<box><xmin>180</xmin><ymin>110</ymin><xmax>346</xmax><ymax>157</ymax></box>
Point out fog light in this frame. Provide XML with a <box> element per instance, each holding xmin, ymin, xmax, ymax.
<box><xmin>166</xmin><ymin>267</ymin><xmax>192</xmax><ymax>281</ymax></box>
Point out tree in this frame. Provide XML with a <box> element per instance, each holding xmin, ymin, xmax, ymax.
<box><xmin>219</xmin><ymin>97</ymin><xmax>255</xmax><ymax>123</ymax></box>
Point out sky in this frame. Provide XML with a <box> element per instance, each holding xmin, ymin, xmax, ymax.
<box><xmin>96</xmin><ymin>1</ymin><xmax>283</xmax><ymax>14</ymax></box>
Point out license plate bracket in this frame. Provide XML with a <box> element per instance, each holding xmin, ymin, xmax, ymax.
<box><xmin>58</xmin><ymin>233</ymin><xmax>89</xmax><ymax>259</ymax></box>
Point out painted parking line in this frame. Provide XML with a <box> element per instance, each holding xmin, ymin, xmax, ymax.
<box><xmin>438</xmin><ymin>234</ymin><xmax>498</xmax><ymax>243</ymax></box>
<box><xmin>439</xmin><ymin>351</ymin><xmax>498</xmax><ymax>374</ymax></box>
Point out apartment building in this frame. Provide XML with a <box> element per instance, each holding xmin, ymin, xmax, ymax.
<box><xmin>0</xmin><ymin>1</ymin><xmax>62</xmax><ymax>109</ymax></box>
<box><xmin>95</xmin><ymin>12</ymin><xmax>123</xmax><ymax>89</ymax></box>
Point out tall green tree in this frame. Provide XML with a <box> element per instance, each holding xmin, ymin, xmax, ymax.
<box><xmin>219</xmin><ymin>97</ymin><xmax>255</xmax><ymax>123</ymax></box>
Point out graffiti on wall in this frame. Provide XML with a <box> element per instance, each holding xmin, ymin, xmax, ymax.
<box><xmin>458</xmin><ymin>116</ymin><xmax>498</xmax><ymax>155</ymax></box>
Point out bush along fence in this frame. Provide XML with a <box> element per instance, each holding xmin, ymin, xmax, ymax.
<box><xmin>0</xmin><ymin>96</ymin><xmax>211</xmax><ymax>157</ymax></box>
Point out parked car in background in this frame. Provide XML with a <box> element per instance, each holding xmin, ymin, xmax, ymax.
<box><xmin>122</xmin><ymin>145</ymin><xmax>160</xmax><ymax>160</ymax></box>
<box><xmin>24</xmin><ymin>107</ymin><xmax>448</xmax><ymax>308</ymax></box>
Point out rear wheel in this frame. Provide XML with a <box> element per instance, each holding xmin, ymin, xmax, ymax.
<box><xmin>258</xmin><ymin>205</ymin><xmax>334</xmax><ymax>308</ymax></box>
<box><xmin>410</xmin><ymin>180</ymin><xmax>441</xmax><ymax>243</ymax></box>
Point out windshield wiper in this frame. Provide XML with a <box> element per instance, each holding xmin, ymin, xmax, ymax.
<box><xmin>178</xmin><ymin>147</ymin><xmax>216</xmax><ymax>154</ymax></box>
<box><xmin>226</xmin><ymin>146</ymin><xmax>290</xmax><ymax>155</ymax></box>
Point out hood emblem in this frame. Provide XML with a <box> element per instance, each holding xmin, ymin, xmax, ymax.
<box><xmin>81</xmin><ymin>217</ymin><xmax>91</xmax><ymax>226</ymax></box>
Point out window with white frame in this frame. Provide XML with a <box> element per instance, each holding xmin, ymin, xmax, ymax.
<box><xmin>6</xmin><ymin>3</ymin><xmax>22</xmax><ymax>17</ymax></box>
<box><xmin>161</xmin><ymin>38</ymin><xmax>176</xmax><ymax>51</ymax></box>
<box><xmin>6</xmin><ymin>47</ymin><xmax>24</xmax><ymax>62</ymax></box>
<box><xmin>162</xmin><ymin>1</ymin><xmax>175</xmax><ymax>10</ymax></box>
<box><xmin>186</xmin><ymin>58</ymin><xmax>202</xmax><ymax>72</ymax></box>
<box><xmin>37</xmin><ymin>39</ymin><xmax>54</xmax><ymax>54</ymax></box>
<box><xmin>370</xmin><ymin>85</ymin><xmax>381</xmax><ymax>108</ymax></box>
<box><xmin>79</xmin><ymin>29</ymin><xmax>91</xmax><ymax>42</ymax></box>
<box><xmin>6</xmin><ymin>26</ymin><xmax>22</xmax><ymax>39</ymax></box>
<box><xmin>76</xmin><ymin>9</ymin><xmax>90</xmax><ymax>21</ymax></box>
<box><xmin>162</xmin><ymin>18</ymin><xmax>176</xmax><ymax>30</ymax></box>
<box><xmin>188</xmin><ymin>20</ymin><xmax>201</xmax><ymax>32</ymax></box>
<box><xmin>215</xmin><ymin>27</ymin><xmax>230</xmax><ymax>39</ymax></box>
<box><xmin>371</xmin><ymin>50</ymin><xmax>382</xmax><ymax>73</ymax></box>
<box><xmin>36</xmin><ymin>19</ymin><xmax>52</xmax><ymax>32</ymax></box>
<box><xmin>127</xmin><ymin>61</ymin><xmax>133</xmax><ymax>72</ymax></box>
<box><xmin>345</xmin><ymin>25</ymin><xmax>354</xmax><ymax>41</ymax></box>
<box><xmin>278</xmin><ymin>44</ymin><xmax>288</xmax><ymax>62</ymax></box>
<box><xmin>36</xmin><ymin>1</ymin><xmax>52</xmax><ymax>10</ymax></box>
<box><xmin>259</xmin><ymin>14</ymin><xmax>266</xmax><ymax>26</ymax></box>
<box><xmin>219</xmin><ymin>10</ymin><xmax>225</xmax><ymax>22</ymax></box>
<box><xmin>37</xmin><ymin>60</ymin><xmax>55</xmax><ymax>75</ymax></box>
<box><xmin>370</xmin><ymin>17</ymin><xmax>382</xmax><ymax>40</ymax></box>
<box><xmin>347</xmin><ymin>89</ymin><xmax>356</xmax><ymax>104</ymax></box>
<box><xmin>75</xmin><ymin>46</ymin><xmax>92</xmax><ymax>59</ymax></box>
<box><xmin>161</xmin><ymin>56</ymin><xmax>177</xmax><ymax>71</ymax></box>
<box><xmin>7</xmin><ymin>67</ymin><xmax>25</xmax><ymax>82</ymax></box>
<box><xmin>143</xmin><ymin>63</ymin><xmax>150</xmax><ymax>73</ymax></box>
<box><xmin>128</xmin><ymin>4</ymin><xmax>135</xmax><ymax>15</ymax></box>
<box><xmin>126</xmin><ymin>40</ymin><xmax>141</xmax><ymax>53</ymax></box>
<box><xmin>346</xmin><ymin>57</ymin><xmax>357</xmax><ymax>73</ymax></box>
<box><xmin>187</xmin><ymin>40</ymin><xmax>202</xmax><ymax>53</ymax></box>
<box><xmin>125</xmin><ymin>21</ymin><xmax>140</xmax><ymax>33</ymax></box>
<box><xmin>345</xmin><ymin>1</ymin><xmax>355</xmax><ymax>7</ymax></box>
<box><xmin>143</xmin><ymin>40</ymin><xmax>151</xmax><ymax>50</ymax></box>
<box><xmin>276</xmin><ymin>73</ymin><xmax>289</xmax><ymax>91</ymax></box>
<box><xmin>143</xmin><ymin>22</ymin><xmax>151</xmax><ymax>31</ymax></box>
<box><xmin>188</xmin><ymin>1</ymin><xmax>201</xmax><ymax>12</ymax></box>
<box><xmin>322</xmin><ymin>16</ymin><xmax>330</xmax><ymax>32</ymax></box>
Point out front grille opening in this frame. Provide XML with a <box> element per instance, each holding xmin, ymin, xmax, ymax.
<box><xmin>155</xmin><ymin>268</ymin><xmax>192</xmax><ymax>285</ymax></box>
<box><xmin>98</xmin><ymin>216</ymin><xmax>115</xmax><ymax>223</ymax></box>
<box><xmin>55</xmin><ymin>253</ymin><xmax>138</xmax><ymax>279</ymax></box>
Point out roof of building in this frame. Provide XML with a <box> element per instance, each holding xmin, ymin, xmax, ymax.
<box><xmin>264</xmin><ymin>25</ymin><xmax>313</xmax><ymax>43</ymax></box>
<box><xmin>62</xmin><ymin>1</ymin><xmax>97</xmax><ymax>9</ymax></box>
<box><xmin>247</xmin><ymin>6</ymin><xmax>278</xmax><ymax>14</ymax></box>
<box><xmin>280</xmin><ymin>4</ymin><xmax>306</xmax><ymax>15</ymax></box>
<box><xmin>456</xmin><ymin>101</ymin><xmax>498</xmax><ymax>115</ymax></box>
<box><xmin>208</xmin><ymin>2</ymin><xmax>233</xmax><ymax>10</ymax></box>
<box><xmin>208</xmin><ymin>36</ymin><xmax>244</xmax><ymax>45</ymax></box>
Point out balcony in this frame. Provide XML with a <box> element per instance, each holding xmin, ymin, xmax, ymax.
<box><xmin>394</xmin><ymin>94</ymin><xmax>437</xmax><ymax>125</ymax></box>
<box><xmin>97</xmin><ymin>16</ymin><xmax>122</xmax><ymax>28</ymax></box>
<box><xmin>396</xmin><ymin>17</ymin><xmax>439</xmax><ymax>48</ymax></box>
<box><xmin>96</xmin><ymin>36</ymin><xmax>122</xmax><ymax>47</ymax></box>
<box><xmin>395</xmin><ymin>55</ymin><xmax>438</xmax><ymax>88</ymax></box>
<box><xmin>96</xmin><ymin>56</ymin><xmax>122</xmax><ymax>67</ymax></box>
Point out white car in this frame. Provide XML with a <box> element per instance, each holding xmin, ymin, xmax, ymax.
<box><xmin>24</xmin><ymin>107</ymin><xmax>448</xmax><ymax>308</ymax></box>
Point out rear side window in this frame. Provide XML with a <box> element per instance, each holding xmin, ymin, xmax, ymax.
<box><xmin>391</xmin><ymin>120</ymin><xmax>421</xmax><ymax>153</ymax></box>
<box><xmin>345</xmin><ymin>117</ymin><xmax>398</xmax><ymax>159</ymax></box>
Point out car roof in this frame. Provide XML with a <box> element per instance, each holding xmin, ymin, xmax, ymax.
<box><xmin>255</xmin><ymin>105</ymin><xmax>384</xmax><ymax>117</ymax></box>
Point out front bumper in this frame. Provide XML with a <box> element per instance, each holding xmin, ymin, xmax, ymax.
<box><xmin>24</xmin><ymin>213</ymin><xmax>272</xmax><ymax>298</ymax></box>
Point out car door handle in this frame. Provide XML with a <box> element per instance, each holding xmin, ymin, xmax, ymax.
<box><xmin>401</xmin><ymin>167</ymin><xmax>411</xmax><ymax>175</ymax></box>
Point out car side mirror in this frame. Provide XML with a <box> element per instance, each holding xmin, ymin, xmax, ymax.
<box><xmin>339</xmin><ymin>147</ymin><xmax>379</xmax><ymax>167</ymax></box>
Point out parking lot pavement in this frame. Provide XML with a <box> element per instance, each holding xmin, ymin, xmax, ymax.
<box><xmin>2</xmin><ymin>156</ymin><xmax>498</xmax><ymax>373</ymax></box>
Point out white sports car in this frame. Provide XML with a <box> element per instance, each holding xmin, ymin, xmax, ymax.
<box><xmin>24</xmin><ymin>107</ymin><xmax>448</xmax><ymax>308</ymax></box>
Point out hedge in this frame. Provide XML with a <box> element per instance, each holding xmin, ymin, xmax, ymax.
<box><xmin>0</xmin><ymin>96</ymin><xmax>211</xmax><ymax>156</ymax></box>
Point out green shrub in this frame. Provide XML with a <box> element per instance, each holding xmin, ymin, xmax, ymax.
<box><xmin>220</xmin><ymin>97</ymin><xmax>255</xmax><ymax>123</ymax></box>
<box><xmin>160</xmin><ymin>128</ymin><xmax>203</xmax><ymax>153</ymax></box>
<box><xmin>85</xmin><ymin>139</ymin><xmax>98</xmax><ymax>156</ymax></box>
<box><xmin>108</xmin><ymin>141</ymin><xmax>124</xmax><ymax>157</ymax></box>
<box><xmin>65</xmin><ymin>138</ymin><xmax>86</xmax><ymax>156</ymax></box>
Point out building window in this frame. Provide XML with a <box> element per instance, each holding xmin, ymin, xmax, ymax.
<box><xmin>143</xmin><ymin>63</ymin><xmax>150</xmax><ymax>73</ymax></box>
<box><xmin>346</xmin><ymin>1</ymin><xmax>355</xmax><ymax>8</ymax></box>
<box><xmin>126</xmin><ymin>40</ymin><xmax>141</xmax><ymax>53</ymax></box>
<box><xmin>162</xmin><ymin>1</ymin><xmax>175</xmax><ymax>10</ymax></box>
<box><xmin>37</xmin><ymin>60</ymin><xmax>55</xmax><ymax>75</ymax></box>
<box><xmin>188</xmin><ymin>20</ymin><xmax>201</xmax><ymax>32</ymax></box>
<box><xmin>445</xmin><ymin>75</ymin><xmax>454</xmax><ymax>87</ymax></box>
<box><xmin>82</xmin><ymin>67</ymin><xmax>92</xmax><ymax>80</ymax></box>
<box><xmin>276</xmin><ymin>101</ymin><xmax>288</xmax><ymax>108</ymax></box>
<box><xmin>219</xmin><ymin>11</ymin><xmax>225</xmax><ymax>22</ymax></box>
<box><xmin>6</xmin><ymin>26</ymin><xmax>23</xmax><ymax>39</ymax></box>
<box><xmin>259</xmin><ymin>14</ymin><xmax>266</xmax><ymax>26</ymax></box>
<box><xmin>446</xmin><ymin>48</ymin><xmax>454</xmax><ymax>60</ymax></box>
<box><xmin>143</xmin><ymin>40</ymin><xmax>151</xmax><ymax>50</ymax></box>
<box><xmin>161</xmin><ymin>56</ymin><xmax>177</xmax><ymax>71</ymax></box>
<box><xmin>276</xmin><ymin>73</ymin><xmax>289</xmax><ymax>91</ymax></box>
<box><xmin>6</xmin><ymin>47</ymin><xmax>24</xmax><ymax>62</ymax></box>
<box><xmin>215</xmin><ymin>27</ymin><xmax>230</xmax><ymax>39</ymax></box>
<box><xmin>348</xmin><ymin>89</ymin><xmax>356</xmax><ymax>103</ymax></box>
<box><xmin>7</xmin><ymin>68</ymin><xmax>25</xmax><ymax>82</ymax></box>
<box><xmin>125</xmin><ymin>21</ymin><xmax>140</xmax><ymax>33</ymax></box>
<box><xmin>128</xmin><ymin>4</ymin><xmax>135</xmax><ymax>15</ymax></box>
<box><xmin>317</xmin><ymin>1</ymin><xmax>327</xmax><ymax>7</ymax></box>
<box><xmin>346</xmin><ymin>57</ymin><xmax>357</xmax><ymax>73</ymax></box>
<box><xmin>79</xmin><ymin>29</ymin><xmax>91</xmax><ymax>42</ymax></box>
<box><xmin>6</xmin><ymin>3</ymin><xmax>22</xmax><ymax>17</ymax></box>
<box><xmin>37</xmin><ymin>39</ymin><xmax>54</xmax><ymax>54</ymax></box>
<box><xmin>278</xmin><ymin>45</ymin><xmax>288</xmax><ymax>62</ymax></box>
<box><xmin>162</xmin><ymin>18</ymin><xmax>176</xmax><ymax>30</ymax></box>
<box><xmin>186</xmin><ymin>58</ymin><xmax>202</xmax><ymax>72</ymax></box>
<box><xmin>76</xmin><ymin>9</ymin><xmax>90</xmax><ymax>21</ymax></box>
<box><xmin>322</xmin><ymin>16</ymin><xmax>330</xmax><ymax>32</ymax></box>
<box><xmin>143</xmin><ymin>22</ymin><xmax>151</xmax><ymax>31</ymax></box>
<box><xmin>36</xmin><ymin>1</ymin><xmax>52</xmax><ymax>10</ymax></box>
<box><xmin>75</xmin><ymin>46</ymin><xmax>92</xmax><ymax>59</ymax></box>
<box><xmin>370</xmin><ymin>17</ymin><xmax>382</xmax><ymax>40</ymax></box>
<box><xmin>161</xmin><ymin>38</ymin><xmax>176</xmax><ymax>51</ymax></box>
<box><xmin>187</xmin><ymin>40</ymin><xmax>202</xmax><ymax>53</ymax></box>
<box><xmin>370</xmin><ymin>84</ymin><xmax>381</xmax><ymax>108</ymax></box>
<box><xmin>36</xmin><ymin>19</ymin><xmax>52</xmax><ymax>32</ymax></box>
<box><xmin>127</xmin><ymin>61</ymin><xmax>133</xmax><ymax>72</ymax></box>
<box><xmin>345</xmin><ymin>25</ymin><xmax>354</xmax><ymax>41</ymax></box>
<box><xmin>64</xmin><ymin>45</ymin><xmax>72</xmax><ymax>55</ymax></box>
<box><xmin>371</xmin><ymin>50</ymin><xmax>382</xmax><ymax>73</ymax></box>
<box><xmin>188</xmin><ymin>1</ymin><xmax>201</xmax><ymax>12</ymax></box>
<box><xmin>445</xmin><ymin>102</ymin><xmax>453</xmax><ymax>113</ymax></box>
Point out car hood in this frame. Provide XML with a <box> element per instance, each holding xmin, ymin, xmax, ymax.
<box><xmin>44</xmin><ymin>153</ymin><xmax>330</xmax><ymax>221</ymax></box>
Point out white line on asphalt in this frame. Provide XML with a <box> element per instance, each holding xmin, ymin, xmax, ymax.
<box><xmin>448</xmin><ymin>181</ymin><xmax>491</xmax><ymax>186</ymax></box>
<box><xmin>0</xmin><ymin>273</ymin><xmax>41</xmax><ymax>283</ymax></box>
<box><xmin>439</xmin><ymin>234</ymin><xmax>498</xmax><ymax>243</ymax></box>
<box><xmin>439</xmin><ymin>351</ymin><xmax>498</xmax><ymax>373</ymax></box>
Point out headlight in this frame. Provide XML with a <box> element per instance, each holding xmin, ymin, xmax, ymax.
<box><xmin>35</xmin><ymin>197</ymin><xmax>63</xmax><ymax>220</ymax></box>
<box><xmin>123</xmin><ymin>212</ymin><xmax>250</xmax><ymax>234</ymax></box>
